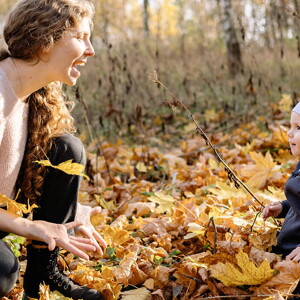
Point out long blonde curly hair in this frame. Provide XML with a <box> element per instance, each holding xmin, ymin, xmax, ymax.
<box><xmin>0</xmin><ymin>0</ymin><xmax>94</xmax><ymax>202</ymax></box>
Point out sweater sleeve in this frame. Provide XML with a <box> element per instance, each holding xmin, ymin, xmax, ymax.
<box><xmin>277</xmin><ymin>200</ymin><xmax>290</xmax><ymax>218</ymax></box>
<box><xmin>283</xmin><ymin>163</ymin><xmax>300</xmax><ymax>217</ymax></box>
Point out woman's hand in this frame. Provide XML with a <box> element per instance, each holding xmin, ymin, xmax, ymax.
<box><xmin>261</xmin><ymin>201</ymin><xmax>283</xmax><ymax>220</ymax></box>
<box><xmin>75</xmin><ymin>204</ymin><xmax>107</xmax><ymax>256</ymax></box>
<box><xmin>286</xmin><ymin>246</ymin><xmax>300</xmax><ymax>261</ymax></box>
<box><xmin>29</xmin><ymin>220</ymin><xmax>97</xmax><ymax>260</ymax></box>
<box><xmin>0</xmin><ymin>208</ymin><xmax>98</xmax><ymax>260</ymax></box>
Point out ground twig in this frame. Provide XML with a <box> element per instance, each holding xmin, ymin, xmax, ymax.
<box><xmin>149</xmin><ymin>71</ymin><xmax>264</xmax><ymax>209</ymax></box>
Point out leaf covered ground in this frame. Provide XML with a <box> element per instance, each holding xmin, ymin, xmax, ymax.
<box><xmin>4</xmin><ymin>96</ymin><xmax>300</xmax><ymax>300</ymax></box>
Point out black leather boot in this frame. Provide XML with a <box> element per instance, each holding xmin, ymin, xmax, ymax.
<box><xmin>23</xmin><ymin>244</ymin><xmax>104</xmax><ymax>300</ymax></box>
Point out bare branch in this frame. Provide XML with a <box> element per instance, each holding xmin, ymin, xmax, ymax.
<box><xmin>149</xmin><ymin>70</ymin><xmax>265</xmax><ymax>208</ymax></box>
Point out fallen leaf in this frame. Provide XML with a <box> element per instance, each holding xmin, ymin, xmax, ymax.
<box><xmin>148</xmin><ymin>192</ymin><xmax>176</xmax><ymax>214</ymax></box>
<box><xmin>35</xmin><ymin>159</ymin><xmax>89</xmax><ymax>179</ymax></box>
<box><xmin>210</xmin><ymin>248</ymin><xmax>275</xmax><ymax>286</ymax></box>
<box><xmin>0</xmin><ymin>193</ymin><xmax>37</xmax><ymax>215</ymax></box>
<box><xmin>121</xmin><ymin>287</ymin><xmax>151</xmax><ymax>300</ymax></box>
<box><xmin>239</xmin><ymin>151</ymin><xmax>281</xmax><ymax>189</ymax></box>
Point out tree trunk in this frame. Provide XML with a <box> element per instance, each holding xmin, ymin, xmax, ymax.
<box><xmin>220</xmin><ymin>0</ymin><xmax>243</xmax><ymax>77</ymax></box>
<box><xmin>143</xmin><ymin>0</ymin><xmax>150</xmax><ymax>38</ymax></box>
<box><xmin>293</xmin><ymin>0</ymin><xmax>300</xmax><ymax>57</ymax></box>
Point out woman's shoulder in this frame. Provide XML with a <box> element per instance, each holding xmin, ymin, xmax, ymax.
<box><xmin>0</xmin><ymin>67</ymin><xmax>27</xmax><ymax>120</ymax></box>
<box><xmin>0</xmin><ymin>68</ymin><xmax>15</xmax><ymax>98</ymax></box>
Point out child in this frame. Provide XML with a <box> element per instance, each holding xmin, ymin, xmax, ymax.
<box><xmin>0</xmin><ymin>0</ymin><xmax>106</xmax><ymax>298</ymax></box>
<box><xmin>262</xmin><ymin>102</ymin><xmax>300</xmax><ymax>294</ymax></box>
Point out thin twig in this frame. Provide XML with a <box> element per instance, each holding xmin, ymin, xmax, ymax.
<box><xmin>149</xmin><ymin>71</ymin><xmax>264</xmax><ymax>209</ymax></box>
<box><xmin>178</xmin><ymin>272</ymin><xmax>204</xmax><ymax>283</ymax></box>
<box><xmin>207</xmin><ymin>217</ymin><xmax>217</xmax><ymax>254</ymax></box>
<box><xmin>250</xmin><ymin>211</ymin><xmax>261</xmax><ymax>232</ymax></box>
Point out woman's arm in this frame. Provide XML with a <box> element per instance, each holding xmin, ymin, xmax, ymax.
<box><xmin>0</xmin><ymin>208</ymin><xmax>96</xmax><ymax>259</ymax></box>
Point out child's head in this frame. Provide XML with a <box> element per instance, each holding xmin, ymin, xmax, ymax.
<box><xmin>288</xmin><ymin>103</ymin><xmax>300</xmax><ymax>158</ymax></box>
<box><xmin>3</xmin><ymin>0</ymin><xmax>94</xmax><ymax>61</ymax></box>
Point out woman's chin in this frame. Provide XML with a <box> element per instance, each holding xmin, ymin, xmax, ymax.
<box><xmin>63</xmin><ymin>77</ymin><xmax>79</xmax><ymax>86</ymax></box>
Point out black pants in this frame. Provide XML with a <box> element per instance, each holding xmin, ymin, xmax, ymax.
<box><xmin>0</xmin><ymin>134</ymin><xmax>86</xmax><ymax>297</ymax></box>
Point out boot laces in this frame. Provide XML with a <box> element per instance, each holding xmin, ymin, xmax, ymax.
<box><xmin>47</xmin><ymin>250</ymin><xmax>74</xmax><ymax>290</ymax></box>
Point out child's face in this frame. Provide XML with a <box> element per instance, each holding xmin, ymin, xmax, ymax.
<box><xmin>288</xmin><ymin>112</ymin><xmax>300</xmax><ymax>157</ymax></box>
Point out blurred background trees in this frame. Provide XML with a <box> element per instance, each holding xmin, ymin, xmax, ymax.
<box><xmin>0</xmin><ymin>0</ymin><xmax>300</xmax><ymax>143</ymax></box>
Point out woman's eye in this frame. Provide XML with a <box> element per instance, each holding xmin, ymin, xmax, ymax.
<box><xmin>76</xmin><ymin>34</ymin><xmax>85</xmax><ymax>40</ymax></box>
<box><xmin>297</xmin><ymin>126</ymin><xmax>300</xmax><ymax>130</ymax></box>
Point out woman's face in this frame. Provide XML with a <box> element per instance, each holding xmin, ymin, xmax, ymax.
<box><xmin>43</xmin><ymin>16</ymin><xmax>95</xmax><ymax>86</ymax></box>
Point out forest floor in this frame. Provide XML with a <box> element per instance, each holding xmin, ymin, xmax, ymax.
<box><xmin>3</xmin><ymin>95</ymin><xmax>300</xmax><ymax>300</ymax></box>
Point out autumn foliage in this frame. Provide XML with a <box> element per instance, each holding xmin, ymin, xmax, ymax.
<box><xmin>4</xmin><ymin>95</ymin><xmax>300</xmax><ymax>300</ymax></box>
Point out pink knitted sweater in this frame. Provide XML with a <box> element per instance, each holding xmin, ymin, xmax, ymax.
<box><xmin>0</xmin><ymin>68</ymin><xmax>29</xmax><ymax>199</ymax></box>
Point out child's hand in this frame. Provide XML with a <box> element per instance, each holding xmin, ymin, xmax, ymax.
<box><xmin>286</xmin><ymin>246</ymin><xmax>300</xmax><ymax>261</ymax></box>
<box><xmin>261</xmin><ymin>202</ymin><xmax>283</xmax><ymax>220</ymax></box>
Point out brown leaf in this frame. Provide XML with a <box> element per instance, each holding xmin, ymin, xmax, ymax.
<box><xmin>253</xmin><ymin>260</ymin><xmax>300</xmax><ymax>294</ymax></box>
<box><xmin>114</xmin><ymin>252</ymin><xmax>138</xmax><ymax>286</ymax></box>
<box><xmin>121</xmin><ymin>287</ymin><xmax>151</xmax><ymax>300</ymax></box>
<box><xmin>141</xmin><ymin>218</ymin><xmax>168</xmax><ymax>236</ymax></box>
<box><xmin>150</xmin><ymin>266</ymin><xmax>175</xmax><ymax>289</ymax></box>
<box><xmin>249</xmin><ymin>247</ymin><xmax>281</xmax><ymax>266</ymax></box>
<box><xmin>151</xmin><ymin>289</ymin><xmax>166</xmax><ymax>300</ymax></box>
<box><xmin>123</xmin><ymin>202</ymin><xmax>155</xmax><ymax>218</ymax></box>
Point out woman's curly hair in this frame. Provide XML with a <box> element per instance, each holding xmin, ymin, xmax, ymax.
<box><xmin>0</xmin><ymin>0</ymin><xmax>94</xmax><ymax>202</ymax></box>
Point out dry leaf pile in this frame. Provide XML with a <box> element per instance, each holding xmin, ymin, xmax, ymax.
<box><xmin>5</xmin><ymin>97</ymin><xmax>300</xmax><ymax>300</ymax></box>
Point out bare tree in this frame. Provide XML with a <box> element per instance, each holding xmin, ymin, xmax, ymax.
<box><xmin>218</xmin><ymin>0</ymin><xmax>243</xmax><ymax>77</ymax></box>
<box><xmin>293</xmin><ymin>0</ymin><xmax>300</xmax><ymax>56</ymax></box>
<box><xmin>143</xmin><ymin>0</ymin><xmax>150</xmax><ymax>38</ymax></box>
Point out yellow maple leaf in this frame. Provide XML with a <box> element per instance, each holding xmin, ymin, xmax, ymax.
<box><xmin>148</xmin><ymin>191</ymin><xmax>176</xmax><ymax>214</ymax></box>
<box><xmin>35</xmin><ymin>159</ymin><xmax>89</xmax><ymax>180</ymax></box>
<box><xmin>210</xmin><ymin>249</ymin><xmax>275</xmax><ymax>286</ymax></box>
<box><xmin>0</xmin><ymin>193</ymin><xmax>37</xmax><ymax>216</ymax></box>
<box><xmin>240</xmin><ymin>151</ymin><xmax>281</xmax><ymax>189</ymax></box>
<box><xmin>208</xmin><ymin>181</ymin><xmax>247</xmax><ymax>199</ymax></box>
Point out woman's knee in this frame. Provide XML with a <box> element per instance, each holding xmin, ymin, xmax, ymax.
<box><xmin>0</xmin><ymin>240</ymin><xmax>20</xmax><ymax>297</ymax></box>
<box><xmin>51</xmin><ymin>134</ymin><xmax>86</xmax><ymax>165</ymax></box>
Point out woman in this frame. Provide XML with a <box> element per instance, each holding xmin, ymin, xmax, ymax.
<box><xmin>0</xmin><ymin>0</ymin><xmax>106</xmax><ymax>299</ymax></box>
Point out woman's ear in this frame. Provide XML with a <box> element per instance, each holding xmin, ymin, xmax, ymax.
<box><xmin>38</xmin><ymin>45</ymin><xmax>53</xmax><ymax>62</ymax></box>
<box><xmin>40</xmin><ymin>45</ymin><xmax>51</xmax><ymax>55</ymax></box>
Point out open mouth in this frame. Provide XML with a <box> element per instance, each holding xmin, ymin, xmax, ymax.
<box><xmin>71</xmin><ymin>61</ymin><xmax>86</xmax><ymax>77</ymax></box>
<box><xmin>73</xmin><ymin>61</ymin><xmax>85</xmax><ymax>68</ymax></box>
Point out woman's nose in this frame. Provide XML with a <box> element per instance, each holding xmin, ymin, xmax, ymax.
<box><xmin>85</xmin><ymin>40</ymin><xmax>95</xmax><ymax>57</ymax></box>
<box><xmin>287</xmin><ymin>129</ymin><xmax>293</xmax><ymax>137</ymax></box>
